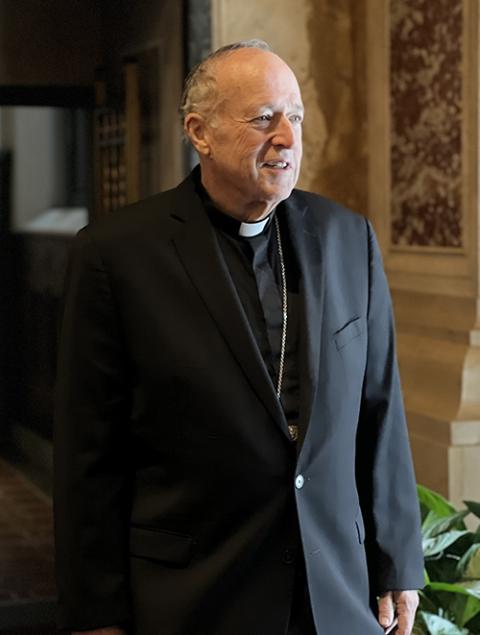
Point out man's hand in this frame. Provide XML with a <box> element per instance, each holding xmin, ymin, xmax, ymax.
<box><xmin>72</xmin><ymin>629</ymin><xmax>127</xmax><ymax>635</ymax></box>
<box><xmin>378</xmin><ymin>590</ymin><xmax>419</xmax><ymax>635</ymax></box>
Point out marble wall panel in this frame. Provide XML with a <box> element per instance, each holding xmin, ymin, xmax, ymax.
<box><xmin>390</xmin><ymin>0</ymin><xmax>463</xmax><ymax>247</ymax></box>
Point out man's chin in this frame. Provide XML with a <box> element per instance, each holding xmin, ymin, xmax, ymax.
<box><xmin>261</xmin><ymin>186</ymin><xmax>295</xmax><ymax>205</ymax></box>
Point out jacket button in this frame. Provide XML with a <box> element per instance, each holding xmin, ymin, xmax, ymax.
<box><xmin>282</xmin><ymin>549</ymin><xmax>295</xmax><ymax>564</ymax></box>
<box><xmin>295</xmin><ymin>474</ymin><xmax>304</xmax><ymax>489</ymax></box>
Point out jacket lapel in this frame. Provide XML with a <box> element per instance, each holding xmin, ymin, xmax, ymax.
<box><xmin>284</xmin><ymin>196</ymin><xmax>325</xmax><ymax>449</ymax></box>
<box><xmin>170</xmin><ymin>175</ymin><xmax>290</xmax><ymax>439</ymax></box>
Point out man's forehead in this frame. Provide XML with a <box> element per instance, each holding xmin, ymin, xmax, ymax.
<box><xmin>214</xmin><ymin>48</ymin><xmax>299</xmax><ymax>87</ymax></box>
<box><xmin>212</xmin><ymin>50</ymin><xmax>303</xmax><ymax>109</ymax></box>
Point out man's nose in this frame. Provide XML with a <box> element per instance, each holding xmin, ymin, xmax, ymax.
<box><xmin>271</xmin><ymin>115</ymin><xmax>296</xmax><ymax>148</ymax></box>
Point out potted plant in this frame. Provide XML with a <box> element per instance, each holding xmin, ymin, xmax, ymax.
<box><xmin>413</xmin><ymin>485</ymin><xmax>480</xmax><ymax>634</ymax></box>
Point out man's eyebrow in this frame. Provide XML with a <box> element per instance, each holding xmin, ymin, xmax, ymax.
<box><xmin>286</xmin><ymin>102</ymin><xmax>305</xmax><ymax>115</ymax></box>
<box><xmin>247</xmin><ymin>102</ymin><xmax>305</xmax><ymax>114</ymax></box>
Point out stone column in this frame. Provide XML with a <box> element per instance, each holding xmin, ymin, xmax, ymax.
<box><xmin>368</xmin><ymin>0</ymin><xmax>480</xmax><ymax>506</ymax></box>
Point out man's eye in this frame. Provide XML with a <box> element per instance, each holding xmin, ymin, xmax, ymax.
<box><xmin>290</xmin><ymin>115</ymin><xmax>303</xmax><ymax>124</ymax></box>
<box><xmin>255</xmin><ymin>114</ymin><xmax>272</xmax><ymax>122</ymax></box>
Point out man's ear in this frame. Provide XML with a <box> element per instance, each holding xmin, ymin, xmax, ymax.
<box><xmin>184</xmin><ymin>113</ymin><xmax>211</xmax><ymax>157</ymax></box>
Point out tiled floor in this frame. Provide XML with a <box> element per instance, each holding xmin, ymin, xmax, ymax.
<box><xmin>0</xmin><ymin>459</ymin><xmax>56</xmax><ymax>633</ymax></box>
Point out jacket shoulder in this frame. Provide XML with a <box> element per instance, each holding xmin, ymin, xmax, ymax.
<box><xmin>289</xmin><ymin>190</ymin><xmax>370</xmax><ymax>251</ymax></box>
<box><xmin>291</xmin><ymin>188</ymin><xmax>366</xmax><ymax>228</ymax></box>
<box><xmin>79</xmin><ymin>187</ymin><xmax>180</xmax><ymax>247</ymax></box>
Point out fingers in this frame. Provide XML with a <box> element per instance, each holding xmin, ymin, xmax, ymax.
<box><xmin>394</xmin><ymin>590</ymin><xmax>419</xmax><ymax>635</ymax></box>
<box><xmin>378</xmin><ymin>592</ymin><xmax>395</xmax><ymax>630</ymax></box>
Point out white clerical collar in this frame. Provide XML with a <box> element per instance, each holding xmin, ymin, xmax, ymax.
<box><xmin>238</xmin><ymin>215</ymin><xmax>271</xmax><ymax>237</ymax></box>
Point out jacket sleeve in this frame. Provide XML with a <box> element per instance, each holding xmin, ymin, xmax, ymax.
<box><xmin>54</xmin><ymin>227</ymin><xmax>133</xmax><ymax>631</ymax></box>
<box><xmin>357</xmin><ymin>219</ymin><xmax>424</xmax><ymax>594</ymax></box>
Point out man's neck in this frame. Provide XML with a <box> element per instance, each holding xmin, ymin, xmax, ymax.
<box><xmin>200</xmin><ymin>178</ymin><xmax>275</xmax><ymax>223</ymax></box>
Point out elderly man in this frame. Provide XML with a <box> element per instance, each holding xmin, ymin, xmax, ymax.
<box><xmin>54</xmin><ymin>40</ymin><xmax>424</xmax><ymax>635</ymax></box>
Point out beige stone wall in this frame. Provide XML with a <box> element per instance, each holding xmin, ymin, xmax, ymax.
<box><xmin>212</xmin><ymin>0</ymin><xmax>368</xmax><ymax>214</ymax></box>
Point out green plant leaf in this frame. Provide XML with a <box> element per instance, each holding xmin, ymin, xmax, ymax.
<box><xmin>427</xmin><ymin>582</ymin><xmax>480</xmax><ymax>597</ymax></box>
<box><xmin>424</xmin><ymin>531</ymin><xmax>470</xmax><ymax>558</ymax></box>
<box><xmin>420</xmin><ymin>611</ymin><xmax>468</xmax><ymax>634</ymax></box>
<box><xmin>457</xmin><ymin>544</ymin><xmax>480</xmax><ymax>581</ymax></box>
<box><xmin>460</xmin><ymin>595</ymin><xmax>480</xmax><ymax>628</ymax></box>
<box><xmin>423</xmin><ymin>510</ymin><xmax>445</xmax><ymax>535</ymax></box>
<box><xmin>464</xmin><ymin>501</ymin><xmax>480</xmax><ymax>521</ymax></box>
<box><xmin>456</xmin><ymin>581</ymin><xmax>480</xmax><ymax>598</ymax></box>
<box><xmin>426</xmin><ymin>553</ymin><xmax>461</xmax><ymax>583</ymax></box>
<box><xmin>417</xmin><ymin>487</ymin><xmax>480</xmax><ymax>634</ymax></box>
<box><xmin>447</xmin><ymin>534</ymin><xmax>477</xmax><ymax>560</ymax></box>
<box><xmin>424</xmin><ymin>511</ymin><xmax>470</xmax><ymax>539</ymax></box>
<box><xmin>418</xmin><ymin>485</ymin><xmax>457</xmax><ymax>518</ymax></box>
<box><xmin>447</xmin><ymin>592</ymin><xmax>480</xmax><ymax>629</ymax></box>
<box><xmin>413</xmin><ymin>620</ymin><xmax>429</xmax><ymax>635</ymax></box>
<box><xmin>465</xmin><ymin>609</ymin><xmax>480</xmax><ymax>633</ymax></box>
<box><xmin>419</xmin><ymin>588</ymin><xmax>441</xmax><ymax>614</ymax></box>
<box><xmin>425</xmin><ymin>582</ymin><xmax>480</xmax><ymax>628</ymax></box>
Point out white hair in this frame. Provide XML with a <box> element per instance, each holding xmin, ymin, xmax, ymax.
<box><xmin>179</xmin><ymin>39</ymin><xmax>273</xmax><ymax>124</ymax></box>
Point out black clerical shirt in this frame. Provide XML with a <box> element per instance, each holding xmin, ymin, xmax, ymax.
<box><xmin>196</xmin><ymin>181</ymin><xmax>300</xmax><ymax>430</ymax></box>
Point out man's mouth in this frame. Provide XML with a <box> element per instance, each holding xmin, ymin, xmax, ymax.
<box><xmin>261</xmin><ymin>160</ymin><xmax>290</xmax><ymax>169</ymax></box>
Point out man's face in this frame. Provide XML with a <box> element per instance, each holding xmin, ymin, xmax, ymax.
<box><xmin>198</xmin><ymin>49</ymin><xmax>304</xmax><ymax>219</ymax></box>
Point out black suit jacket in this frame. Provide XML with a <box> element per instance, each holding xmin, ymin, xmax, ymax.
<box><xmin>54</xmin><ymin>169</ymin><xmax>424</xmax><ymax>634</ymax></box>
